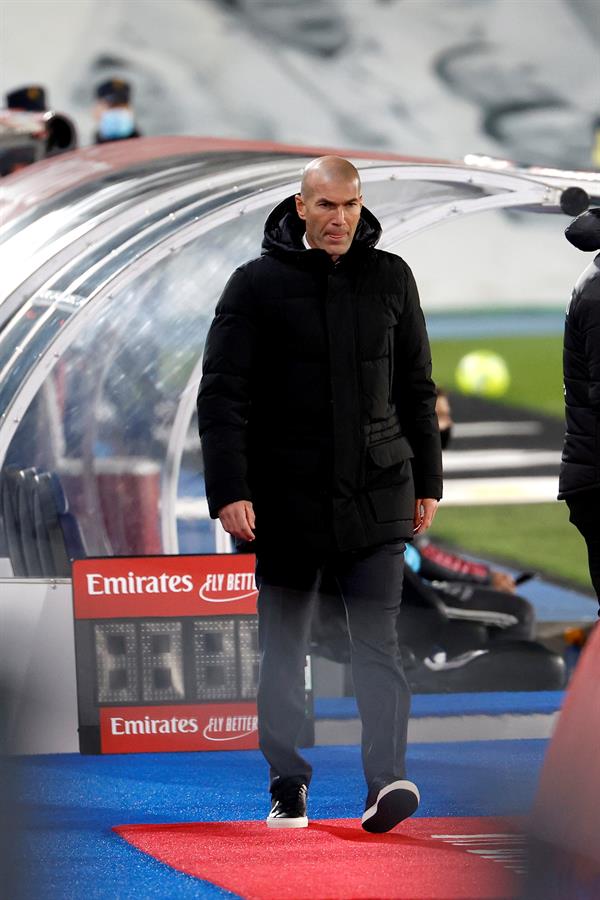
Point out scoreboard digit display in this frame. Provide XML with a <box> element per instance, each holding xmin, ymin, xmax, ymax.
<box><xmin>72</xmin><ymin>554</ymin><xmax>313</xmax><ymax>754</ymax></box>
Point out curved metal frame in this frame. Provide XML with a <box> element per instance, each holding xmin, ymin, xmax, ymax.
<box><xmin>0</xmin><ymin>156</ymin><xmax>304</xmax><ymax>329</ymax></box>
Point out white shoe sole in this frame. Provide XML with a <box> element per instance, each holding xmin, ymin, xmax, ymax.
<box><xmin>266</xmin><ymin>815</ymin><xmax>308</xmax><ymax>829</ymax></box>
<box><xmin>361</xmin><ymin>780</ymin><xmax>420</xmax><ymax>833</ymax></box>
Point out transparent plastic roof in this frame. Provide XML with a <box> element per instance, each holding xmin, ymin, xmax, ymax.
<box><xmin>0</xmin><ymin>140</ymin><xmax>595</xmax><ymax>574</ymax></box>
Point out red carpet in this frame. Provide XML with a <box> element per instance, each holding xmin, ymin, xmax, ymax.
<box><xmin>115</xmin><ymin>816</ymin><xmax>523</xmax><ymax>899</ymax></box>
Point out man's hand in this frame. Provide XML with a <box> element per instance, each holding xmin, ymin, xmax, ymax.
<box><xmin>414</xmin><ymin>498</ymin><xmax>438</xmax><ymax>534</ymax></box>
<box><xmin>218</xmin><ymin>500</ymin><xmax>256</xmax><ymax>541</ymax></box>
<box><xmin>490</xmin><ymin>570</ymin><xmax>516</xmax><ymax>594</ymax></box>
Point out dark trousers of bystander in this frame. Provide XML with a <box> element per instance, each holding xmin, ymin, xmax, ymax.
<box><xmin>566</xmin><ymin>490</ymin><xmax>600</xmax><ymax>612</ymax></box>
<box><xmin>255</xmin><ymin>541</ymin><xmax>409</xmax><ymax>791</ymax></box>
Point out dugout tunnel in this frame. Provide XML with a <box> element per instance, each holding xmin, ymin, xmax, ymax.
<box><xmin>1</xmin><ymin>136</ymin><xmax>599</xmax><ymax>578</ymax></box>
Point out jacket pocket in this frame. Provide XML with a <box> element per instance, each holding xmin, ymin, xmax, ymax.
<box><xmin>368</xmin><ymin>483</ymin><xmax>414</xmax><ymax>523</ymax></box>
<box><xmin>368</xmin><ymin>435</ymin><xmax>414</xmax><ymax>468</ymax></box>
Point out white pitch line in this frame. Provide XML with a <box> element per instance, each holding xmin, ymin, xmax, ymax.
<box><xmin>429</xmin><ymin>833</ymin><xmax>527</xmax><ymax>877</ymax></box>
<box><xmin>453</xmin><ymin>421</ymin><xmax>543</xmax><ymax>438</ymax></box>
<box><xmin>442</xmin><ymin>476</ymin><xmax>558</xmax><ymax>505</ymax></box>
<box><xmin>434</xmin><ymin>836</ymin><xmax>524</xmax><ymax>842</ymax></box>
<box><xmin>443</xmin><ymin>448</ymin><xmax>560</xmax><ymax>472</ymax></box>
<box><xmin>431</xmin><ymin>833</ymin><xmax>523</xmax><ymax>840</ymax></box>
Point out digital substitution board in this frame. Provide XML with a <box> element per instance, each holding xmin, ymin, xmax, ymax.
<box><xmin>72</xmin><ymin>554</ymin><xmax>313</xmax><ymax>754</ymax></box>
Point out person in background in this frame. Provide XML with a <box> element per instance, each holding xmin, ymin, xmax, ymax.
<box><xmin>414</xmin><ymin>534</ymin><xmax>516</xmax><ymax>593</ymax></box>
<box><xmin>403</xmin><ymin>540</ymin><xmax>535</xmax><ymax>647</ymax></box>
<box><xmin>1</xmin><ymin>84</ymin><xmax>77</xmax><ymax>176</ymax></box>
<box><xmin>5</xmin><ymin>85</ymin><xmax>47</xmax><ymax>112</ymax></box>
<box><xmin>559</xmin><ymin>206</ymin><xmax>600</xmax><ymax>613</ymax></box>
<box><xmin>198</xmin><ymin>156</ymin><xmax>442</xmax><ymax>833</ymax></box>
<box><xmin>93</xmin><ymin>78</ymin><xmax>141</xmax><ymax>144</ymax></box>
<box><xmin>1</xmin><ymin>86</ymin><xmax>48</xmax><ymax>174</ymax></box>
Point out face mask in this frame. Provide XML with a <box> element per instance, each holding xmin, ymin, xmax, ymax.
<box><xmin>99</xmin><ymin>108</ymin><xmax>135</xmax><ymax>140</ymax></box>
<box><xmin>440</xmin><ymin>426</ymin><xmax>452</xmax><ymax>450</ymax></box>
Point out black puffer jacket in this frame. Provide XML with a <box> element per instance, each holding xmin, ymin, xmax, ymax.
<box><xmin>558</xmin><ymin>208</ymin><xmax>600</xmax><ymax>498</ymax></box>
<box><xmin>197</xmin><ymin>196</ymin><xmax>442</xmax><ymax>553</ymax></box>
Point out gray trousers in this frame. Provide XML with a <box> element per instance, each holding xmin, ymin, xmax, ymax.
<box><xmin>255</xmin><ymin>541</ymin><xmax>409</xmax><ymax>790</ymax></box>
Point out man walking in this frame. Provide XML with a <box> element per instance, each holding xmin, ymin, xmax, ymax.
<box><xmin>559</xmin><ymin>206</ymin><xmax>600</xmax><ymax>612</ymax></box>
<box><xmin>197</xmin><ymin>156</ymin><xmax>442</xmax><ymax>832</ymax></box>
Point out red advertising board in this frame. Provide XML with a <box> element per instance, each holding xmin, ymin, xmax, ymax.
<box><xmin>73</xmin><ymin>553</ymin><xmax>258</xmax><ymax>619</ymax></box>
<box><xmin>72</xmin><ymin>554</ymin><xmax>263</xmax><ymax>755</ymax></box>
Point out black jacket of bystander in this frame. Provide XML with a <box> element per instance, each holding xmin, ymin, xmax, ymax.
<box><xmin>559</xmin><ymin>208</ymin><xmax>600</xmax><ymax>498</ymax></box>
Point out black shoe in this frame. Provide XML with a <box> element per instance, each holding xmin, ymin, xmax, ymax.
<box><xmin>266</xmin><ymin>778</ymin><xmax>308</xmax><ymax>829</ymax></box>
<box><xmin>361</xmin><ymin>780</ymin><xmax>420</xmax><ymax>833</ymax></box>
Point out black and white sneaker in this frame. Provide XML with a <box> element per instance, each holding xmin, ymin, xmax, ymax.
<box><xmin>266</xmin><ymin>779</ymin><xmax>308</xmax><ymax>829</ymax></box>
<box><xmin>361</xmin><ymin>780</ymin><xmax>420</xmax><ymax>833</ymax></box>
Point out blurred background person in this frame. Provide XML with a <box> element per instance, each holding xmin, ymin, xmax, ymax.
<box><xmin>0</xmin><ymin>82</ymin><xmax>76</xmax><ymax>176</ymax></box>
<box><xmin>1</xmin><ymin>84</ymin><xmax>48</xmax><ymax>174</ymax></box>
<box><xmin>5</xmin><ymin>83</ymin><xmax>47</xmax><ymax>113</ymax></box>
<box><xmin>93</xmin><ymin>77</ymin><xmax>141</xmax><ymax>144</ymax></box>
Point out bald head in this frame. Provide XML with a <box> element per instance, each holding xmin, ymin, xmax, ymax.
<box><xmin>300</xmin><ymin>156</ymin><xmax>361</xmax><ymax>200</ymax></box>
<box><xmin>295</xmin><ymin>156</ymin><xmax>363</xmax><ymax>260</ymax></box>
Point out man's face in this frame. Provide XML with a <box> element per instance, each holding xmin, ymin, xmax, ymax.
<box><xmin>295</xmin><ymin>177</ymin><xmax>363</xmax><ymax>258</ymax></box>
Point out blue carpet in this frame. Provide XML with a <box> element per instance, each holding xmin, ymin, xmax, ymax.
<box><xmin>9</xmin><ymin>740</ymin><xmax>548</xmax><ymax>899</ymax></box>
<box><xmin>316</xmin><ymin>690</ymin><xmax>565</xmax><ymax>720</ymax></box>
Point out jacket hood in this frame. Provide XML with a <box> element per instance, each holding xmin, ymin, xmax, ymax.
<box><xmin>565</xmin><ymin>208</ymin><xmax>600</xmax><ymax>252</ymax></box>
<box><xmin>261</xmin><ymin>194</ymin><xmax>382</xmax><ymax>256</ymax></box>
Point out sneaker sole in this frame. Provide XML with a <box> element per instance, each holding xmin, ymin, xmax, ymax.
<box><xmin>266</xmin><ymin>816</ymin><xmax>308</xmax><ymax>829</ymax></box>
<box><xmin>361</xmin><ymin>780</ymin><xmax>420</xmax><ymax>833</ymax></box>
